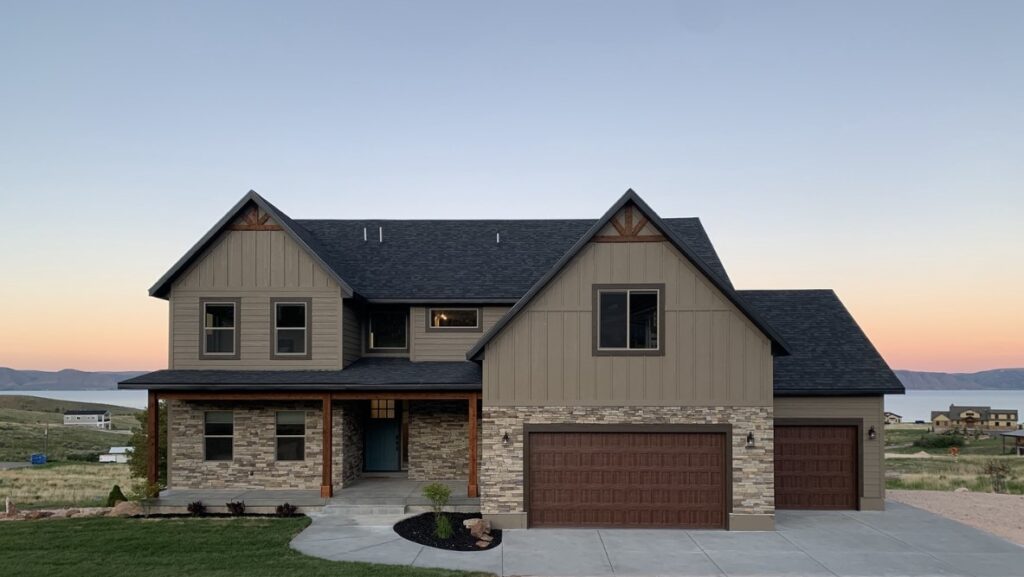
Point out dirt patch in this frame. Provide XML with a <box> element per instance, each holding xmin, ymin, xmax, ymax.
<box><xmin>888</xmin><ymin>490</ymin><xmax>1024</xmax><ymax>546</ymax></box>
<box><xmin>394</xmin><ymin>512</ymin><xmax>501</xmax><ymax>551</ymax></box>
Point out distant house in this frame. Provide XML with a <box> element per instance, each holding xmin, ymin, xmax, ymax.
<box><xmin>99</xmin><ymin>446</ymin><xmax>133</xmax><ymax>464</ymax></box>
<box><xmin>883</xmin><ymin>412</ymin><xmax>902</xmax><ymax>425</ymax></box>
<box><xmin>931</xmin><ymin>405</ymin><xmax>1018</xmax><ymax>433</ymax></box>
<box><xmin>63</xmin><ymin>409</ymin><xmax>112</xmax><ymax>429</ymax></box>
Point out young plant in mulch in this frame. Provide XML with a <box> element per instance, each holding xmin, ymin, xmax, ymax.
<box><xmin>276</xmin><ymin>503</ymin><xmax>298</xmax><ymax>517</ymax></box>
<box><xmin>422</xmin><ymin>482</ymin><xmax>452</xmax><ymax>539</ymax></box>
<box><xmin>187</xmin><ymin>501</ymin><xmax>206</xmax><ymax>516</ymax></box>
<box><xmin>226</xmin><ymin>501</ymin><xmax>246</xmax><ymax>516</ymax></box>
<box><xmin>394</xmin><ymin>512</ymin><xmax>502</xmax><ymax>551</ymax></box>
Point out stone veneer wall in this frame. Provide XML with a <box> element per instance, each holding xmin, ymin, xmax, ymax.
<box><xmin>333</xmin><ymin>401</ymin><xmax>364</xmax><ymax>487</ymax></box>
<box><xmin>480</xmin><ymin>406</ymin><xmax>774</xmax><ymax>516</ymax></box>
<box><xmin>407</xmin><ymin>401</ymin><xmax>482</xmax><ymax>481</ymax></box>
<box><xmin>168</xmin><ymin>400</ymin><xmax>364</xmax><ymax>490</ymax></box>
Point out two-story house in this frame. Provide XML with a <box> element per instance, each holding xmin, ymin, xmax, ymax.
<box><xmin>120</xmin><ymin>189</ymin><xmax>903</xmax><ymax>530</ymax></box>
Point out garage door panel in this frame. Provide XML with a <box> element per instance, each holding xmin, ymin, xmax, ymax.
<box><xmin>774</xmin><ymin>425</ymin><xmax>858</xmax><ymax>510</ymax></box>
<box><xmin>528</xmin><ymin>431</ymin><xmax>726</xmax><ymax>528</ymax></box>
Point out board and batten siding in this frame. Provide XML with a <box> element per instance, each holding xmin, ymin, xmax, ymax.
<box><xmin>774</xmin><ymin>395</ymin><xmax>885</xmax><ymax>509</ymax></box>
<box><xmin>483</xmin><ymin>241</ymin><xmax>773</xmax><ymax>406</ymax></box>
<box><xmin>169</xmin><ymin>229</ymin><xmax>344</xmax><ymax>370</ymax></box>
<box><xmin>410</xmin><ymin>306</ymin><xmax>509</xmax><ymax>362</ymax></box>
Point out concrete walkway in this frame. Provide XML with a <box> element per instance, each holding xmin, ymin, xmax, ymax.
<box><xmin>290</xmin><ymin>501</ymin><xmax>1024</xmax><ymax>576</ymax></box>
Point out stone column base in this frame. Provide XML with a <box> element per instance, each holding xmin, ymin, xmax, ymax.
<box><xmin>729</xmin><ymin>513</ymin><xmax>775</xmax><ymax>531</ymax></box>
<box><xmin>860</xmin><ymin>497</ymin><xmax>885</xmax><ymax>511</ymax></box>
<box><xmin>484</xmin><ymin>513</ymin><xmax>527</xmax><ymax>529</ymax></box>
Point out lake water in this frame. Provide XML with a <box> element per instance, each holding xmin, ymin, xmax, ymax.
<box><xmin>2</xmin><ymin>388</ymin><xmax>1022</xmax><ymax>419</ymax></box>
<box><xmin>885</xmin><ymin>390</ymin><xmax>1024</xmax><ymax>422</ymax></box>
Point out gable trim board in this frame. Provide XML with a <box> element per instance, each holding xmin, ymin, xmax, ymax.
<box><xmin>149</xmin><ymin>191</ymin><xmax>354</xmax><ymax>299</ymax></box>
<box><xmin>467</xmin><ymin>190</ymin><xmax>791</xmax><ymax>361</ymax></box>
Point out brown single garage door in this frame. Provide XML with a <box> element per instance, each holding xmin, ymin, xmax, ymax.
<box><xmin>527</xmin><ymin>431</ymin><xmax>726</xmax><ymax>528</ymax></box>
<box><xmin>775</xmin><ymin>425</ymin><xmax>858</xmax><ymax>510</ymax></box>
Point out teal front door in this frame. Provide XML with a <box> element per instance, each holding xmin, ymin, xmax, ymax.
<box><xmin>364</xmin><ymin>400</ymin><xmax>400</xmax><ymax>471</ymax></box>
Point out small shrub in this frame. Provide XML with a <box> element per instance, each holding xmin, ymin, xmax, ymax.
<box><xmin>422</xmin><ymin>482</ymin><xmax>453</xmax><ymax>540</ymax></box>
<box><xmin>187</xmin><ymin>501</ymin><xmax>206</xmax><ymax>516</ymax></box>
<box><xmin>276</xmin><ymin>502</ymin><xmax>298</xmax><ymax>517</ymax></box>
<box><xmin>983</xmin><ymin>460</ymin><xmax>1012</xmax><ymax>494</ymax></box>
<box><xmin>913</xmin><ymin>433</ymin><xmax>964</xmax><ymax>449</ymax></box>
<box><xmin>434</xmin><ymin>513</ymin><xmax>454</xmax><ymax>539</ymax></box>
<box><xmin>105</xmin><ymin>484</ymin><xmax>128</xmax><ymax>507</ymax></box>
<box><xmin>127</xmin><ymin>480</ymin><xmax>162</xmax><ymax>501</ymax></box>
<box><xmin>226</xmin><ymin>501</ymin><xmax>246</xmax><ymax>516</ymax></box>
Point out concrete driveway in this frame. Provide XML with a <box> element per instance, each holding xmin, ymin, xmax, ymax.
<box><xmin>291</xmin><ymin>501</ymin><xmax>1024</xmax><ymax>576</ymax></box>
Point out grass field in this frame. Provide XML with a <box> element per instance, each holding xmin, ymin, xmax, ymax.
<box><xmin>0</xmin><ymin>395</ymin><xmax>139</xmax><ymax>461</ymax></box>
<box><xmin>885</xmin><ymin>424</ymin><xmax>1024</xmax><ymax>494</ymax></box>
<box><xmin>0</xmin><ymin>462</ymin><xmax>133</xmax><ymax>508</ymax></box>
<box><xmin>0</xmin><ymin>517</ymin><xmax>487</xmax><ymax>577</ymax></box>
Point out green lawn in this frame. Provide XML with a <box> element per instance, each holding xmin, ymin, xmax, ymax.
<box><xmin>0</xmin><ymin>517</ymin><xmax>490</xmax><ymax>577</ymax></box>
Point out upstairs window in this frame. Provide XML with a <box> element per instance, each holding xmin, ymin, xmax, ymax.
<box><xmin>427</xmin><ymin>308</ymin><xmax>480</xmax><ymax>331</ymax></box>
<box><xmin>595</xmin><ymin>286</ymin><xmax>662</xmax><ymax>354</ymax></box>
<box><xmin>368</xmin><ymin>310</ymin><xmax>408</xmax><ymax>351</ymax></box>
<box><xmin>273</xmin><ymin>299</ymin><xmax>310</xmax><ymax>358</ymax></box>
<box><xmin>204</xmin><ymin>411</ymin><xmax>233</xmax><ymax>461</ymax></box>
<box><xmin>276</xmin><ymin>411</ymin><xmax>306</xmax><ymax>461</ymax></box>
<box><xmin>202</xmin><ymin>300</ymin><xmax>238</xmax><ymax>357</ymax></box>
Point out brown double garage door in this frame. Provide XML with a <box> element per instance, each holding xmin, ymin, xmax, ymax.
<box><xmin>526</xmin><ymin>425</ymin><xmax>859</xmax><ymax>528</ymax></box>
<box><xmin>527</xmin><ymin>431</ymin><xmax>727</xmax><ymax>528</ymax></box>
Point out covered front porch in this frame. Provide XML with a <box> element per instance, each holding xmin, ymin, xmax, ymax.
<box><xmin>145</xmin><ymin>390</ymin><xmax>481</xmax><ymax>499</ymax></box>
<box><xmin>148</xmin><ymin>477</ymin><xmax>479</xmax><ymax>515</ymax></box>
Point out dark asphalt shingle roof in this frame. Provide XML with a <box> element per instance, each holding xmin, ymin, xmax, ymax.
<box><xmin>295</xmin><ymin>217</ymin><xmax>732</xmax><ymax>301</ymax></box>
<box><xmin>738</xmin><ymin>290</ymin><xmax>904</xmax><ymax>395</ymax></box>
<box><xmin>119</xmin><ymin>358</ymin><xmax>481</xmax><ymax>391</ymax></box>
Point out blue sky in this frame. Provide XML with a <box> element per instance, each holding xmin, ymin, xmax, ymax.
<box><xmin>1</xmin><ymin>1</ymin><xmax>1021</xmax><ymax>371</ymax></box>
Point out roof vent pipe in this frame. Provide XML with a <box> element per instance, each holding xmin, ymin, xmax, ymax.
<box><xmin>363</xmin><ymin>227</ymin><xmax>367</xmax><ymax>242</ymax></box>
<box><xmin>496</xmin><ymin>232</ymin><xmax>501</xmax><ymax>244</ymax></box>
<box><xmin>379</xmin><ymin>226</ymin><xmax>383</xmax><ymax>243</ymax></box>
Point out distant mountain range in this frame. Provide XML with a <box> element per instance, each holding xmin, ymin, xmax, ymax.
<box><xmin>0</xmin><ymin>368</ymin><xmax>146</xmax><ymax>390</ymax></box>
<box><xmin>896</xmin><ymin>369</ymin><xmax>1024</xmax><ymax>390</ymax></box>
<box><xmin>2</xmin><ymin>367</ymin><xmax>1023</xmax><ymax>391</ymax></box>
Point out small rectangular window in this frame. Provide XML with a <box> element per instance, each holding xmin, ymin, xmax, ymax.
<box><xmin>428</xmin><ymin>308</ymin><xmax>480</xmax><ymax>330</ymax></box>
<box><xmin>370</xmin><ymin>399</ymin><xmax>396</xmax><ymax>419</ymax></box>
<box><xmin>596</xmin><ymin>287</ymin><xmax>661</xmax><ymax>352</ymax></box>
<box><xmin>273</xmin><ymin>301</ymin><xmax>308</xmax><ymax>356</ymax></box>
<box><xmin>204</xmin><ymin>411</ymin><xmax>233</xmax><ymax>461</ymax></box>
<box><xmin>368</xmin><ymin>310</ymin><xmax>407</xmax><ymax>350</ymax></box>
<box><xmin>203</xmin><ymin>302</ymin><xmax>236</xmax><ymax>355</ymax></box>
<box><xmin>276</xmin><ymin>411</ymin><xmax>305</xmax><ymax>461</ymax></box>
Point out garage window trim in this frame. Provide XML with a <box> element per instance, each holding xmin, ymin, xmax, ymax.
<box><xmin>593</xmin><ymin>284</ymin><xmax>665</xmax><ymax>356</ymax></box>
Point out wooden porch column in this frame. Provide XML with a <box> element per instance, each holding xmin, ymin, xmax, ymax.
<box><xmin>147</xmin><ymin>390</ymin><xmax>159</xmax><ymax>487</ymax></box>
<box><xmin>321</xmin><ymin>393</ymin><xmax>333</xmax><ymax>498</ymax></box>
<box><xmin>468</xmin><ymin>392</ymin><xmax>478</xmax><ymax>498</ymax></box>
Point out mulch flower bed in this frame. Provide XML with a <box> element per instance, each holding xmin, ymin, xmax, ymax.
<box><xmin>394</xmin><ymin>512</ymin><xmax>502</xmax><ymax>551</ymax></box>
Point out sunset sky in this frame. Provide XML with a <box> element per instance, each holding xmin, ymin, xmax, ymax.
<box><xmin>1</xmin><ymin>1</ymin><xmax>1021</xmax><ymax>374</ymax></box>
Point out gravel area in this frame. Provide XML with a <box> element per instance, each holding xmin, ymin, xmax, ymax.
<box><xmin>888</xmin><ymin>489</ymin><xmax>1024</xmax><ymax>546</ymax></box>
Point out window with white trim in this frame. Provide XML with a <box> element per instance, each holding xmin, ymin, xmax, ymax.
<box><xmin>274</xmin><ymin>302</ymin><xmax>308</xmax><ymax>355</ymax></box>
<box><xmin>276</xmin><ymin>411</ymin><xmax>305</xmax><ymax>461</ymax></box>
<box><xmin>597</xmin><ymin>288</ymin><xmax>660</xmax><ymax>351</ymax></box>
<box><xmin>204</xmin><ymin>411</ymin><xmax>233</xmax><ymax>461</ymax></box>
<box><xmin>203</xmin><ymin>302</ymin><xmax>236</xmax><ymax>355</ymax></box>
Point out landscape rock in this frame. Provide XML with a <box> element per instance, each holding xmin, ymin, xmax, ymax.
<box><xmin>5</xmin><ymin>497</ymin><xmax>15</xmax><ymax>517</ymax></box>
<box><xmin>49</xmin><ymin>510</ymin><xmax>72</xmax><ymax>519</ymax></box>
<box><xmin>478</xmin><ymin>533</ymin><xmax>493</xmax><ymax>542</ymax></box>
<box><xmin>954</xmin><ymin>487</ymin><xmax>970</xmax><ymax>493</ymax></box>
<box><xmin>475</xmin><ymin>539</ymin><xmax>490</xmax><ymax>548</ymax></box>
<box><xmin>23</xmin><ymin>511</ymin><xmax>53</xmax><ymax>520</ymax></box>
<box><xmin>462</xmin><ymin>517</ymin><xmax>482</xmax><ymax>528</ymax></box>
<box><xmin>108</xmin><ymin>501</ymin><xmax>144</xmax><ymax>517</ymax></box>
<box><xmin>77</xmin><ymin>508</ymin><xmax>111</xmax><ymax>518</ymax></box>
<box><xmin>469</xmin><ymin>519</ymin><xmax>491</xmax><ymax>539</ymax></box>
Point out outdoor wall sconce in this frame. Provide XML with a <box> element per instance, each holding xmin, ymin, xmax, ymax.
<box><xmin>501</xmin><ymin>431</ymin><xmax>512</xmax><ymax>447</ymax></box>
<box><xmin>745</xmin><ymin>432</ymin><xmax>756</xmax><ymax>448</ymax></box>
<box><xmin>868</xmin><ymin>426</ymin><xmax>877</xmax><ymax>440</ymax></box>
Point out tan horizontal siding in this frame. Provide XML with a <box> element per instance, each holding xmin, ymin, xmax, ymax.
<box><xmin>410</xmin><ymin>307</ymin><xmax>508</xmax><ymax>362</ymax></box>
<box><xmin>774</xmin><ymin>395</ymin><xmax>885</xmax><ymax>500</ymax></box>
<box><xmin>483</xmin><ymin>239</ymin><xmax>773</xmax><ymax>407</ymax></box>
